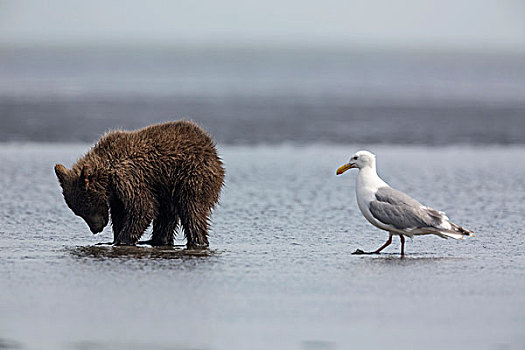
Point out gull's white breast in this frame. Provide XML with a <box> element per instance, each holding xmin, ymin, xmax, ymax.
<box><xmin>355</xmin><ymin>168</ymin><xmax>395</xmax><ymax>233</ymax></box>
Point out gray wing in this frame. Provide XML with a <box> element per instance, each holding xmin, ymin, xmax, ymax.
<box><xmin>369</xmin><ymin>187</ymin><xmax>443</xmax><ymax>230</ymax></box>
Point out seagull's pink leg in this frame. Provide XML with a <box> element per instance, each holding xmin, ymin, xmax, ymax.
<box><xmin>399</xmin><ymin>235</ymin><xmax>405</xmax><ymax>256</ymax></box>
<box><xmin>373</xmin><ymin>233</ymin><xmax>393</xmax><ymax>254</ymax></box>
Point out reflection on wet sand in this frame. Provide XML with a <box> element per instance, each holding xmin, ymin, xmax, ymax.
<box><xmin>355</xmin><ymin>253</ymin><xmax>467</xmax><ymax>265</ymax></box>
<box><xmin>69</xmin><ymin>245</ymin><xmax>216</xmax><ymax>261</ymax></box>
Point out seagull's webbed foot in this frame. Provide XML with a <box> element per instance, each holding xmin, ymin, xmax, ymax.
<box><xmin>353</xmin><ymin>234</ymin><xmax>394</xmax><ymax>255</ymax></box>
<box><xmin>351</xmin><ymin>249</ymin><xmax>380</xmax><ymax>255</ymax></box>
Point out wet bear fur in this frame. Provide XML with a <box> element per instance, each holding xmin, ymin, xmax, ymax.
<box><xmin>54</xmin><ymin>121</ymin><xmax>225</xmax><ymax>247</ymax></box>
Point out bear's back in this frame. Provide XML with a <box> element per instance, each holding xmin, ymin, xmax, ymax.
<box><xmin>139</xmin><ymin>121</ymin><xmax>215</xmax><ymax>152</ymax></box>
<box><xmin>85</xmin><ymin>121</ymin><xmax>222</xmax><ymax>182</ymax></box>
<box><xmin>95</xmin><ymin>121</ymin><xmax>215</xmax><ymax>158</ymax></box>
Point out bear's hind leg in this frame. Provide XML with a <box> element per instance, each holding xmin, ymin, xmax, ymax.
<box><xmin>180</xmin><ymin>204</ymin><xmax>210</xmax><ymax>249</ymax></box>
<box><xmin>149</xmin><ymin>211</ymin><xmax>179</xmax><ymax>246</ymax></box>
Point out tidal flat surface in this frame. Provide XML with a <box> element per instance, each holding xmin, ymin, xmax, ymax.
<box><xmin>0</xmin><ymin>144</ymin><xmax>524</xmax><ymax>350</ymax></box>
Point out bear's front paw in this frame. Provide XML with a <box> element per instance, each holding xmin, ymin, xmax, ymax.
<box><xmin>136</xmin><ymin>239</ymin><xmax>154</xmax><ymax>246</ymax></box>
<box><xmin>186</xmin><ymin>243</ymin><xmax>209</xmax><ymax>250</ymax></box>
<box><xmin>94</xmin><ymin>241</ymin><xmax>114</xmax><ymax>246</ymax></box>
<box><xmin>113</xmin><ymin>239</ymin><xmax>137</xmax><ymax>246</ymax></box>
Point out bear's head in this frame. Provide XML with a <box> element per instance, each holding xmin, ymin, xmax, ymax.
<box><xmin>54</xmin><ymin>163</ymin><xmax>109</xmax><ymax>234</ymax></box>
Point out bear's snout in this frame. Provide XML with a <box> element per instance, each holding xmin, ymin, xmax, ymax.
<box><xmin>86</xmin><ymin>215</ymin><xmax>107</xmax><ymax>234</ymax></box>
<box><xmin>89</xmin><ymin>224</ymin><xmax>104</xmax><ymax>234</ymax></box>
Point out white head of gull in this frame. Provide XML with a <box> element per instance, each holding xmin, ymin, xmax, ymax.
<box><xmin>336</xmin><ymin>150</ymin><xmax>473</xmax><ymax>256</ymax></box>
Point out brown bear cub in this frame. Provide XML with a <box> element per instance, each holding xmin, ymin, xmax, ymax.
<box><xmin>54</xmin><ymin>121</ymin><xmax>224</xmax><ymax>248</ymax></box>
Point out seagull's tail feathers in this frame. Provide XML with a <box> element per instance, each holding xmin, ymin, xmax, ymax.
<box><xmin>448</xmin><ymin>222</ymin><xmax>474</xmax><ymax>238</ymax></box>
<box><xmin>431</xmin><ymin>222</ymin><xmax>474</xmax><ymax>240</ymax></box>
<box><xmin>427</xmin><ymin>208</ymin><xmax>474</xmax><ymax>240</ymax></box>
<box><xmin>435</xmin><ymin>230</ymin><xmax>468</xmax><ymax>240</ymax></box>
<box><xmin>409</xmin><ymin>221</ymin><xmax>474</xmax><ymax>240</ymax></box>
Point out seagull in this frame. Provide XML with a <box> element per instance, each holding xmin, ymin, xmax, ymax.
<box><xmin>336</xmin><ymin>150</ymin><xmax>473</xmax><ymax>256</ymax></box>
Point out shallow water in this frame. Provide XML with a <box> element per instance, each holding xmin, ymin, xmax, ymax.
<box><xmin>0</xmin><ymin>143</ymin><xmax>524</xmax><ymax>349</ymax></box>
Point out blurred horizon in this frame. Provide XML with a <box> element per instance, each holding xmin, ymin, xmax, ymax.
<box><xmin>1</xmin><ymin>1</ymin><xmax>524</xmax><ymax>145</ymax></box>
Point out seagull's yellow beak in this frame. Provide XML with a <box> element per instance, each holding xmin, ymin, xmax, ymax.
<box><xmin>336</xmin><ymin>163</ymin><xmax>355</xmax><ymax>175</ymax></box>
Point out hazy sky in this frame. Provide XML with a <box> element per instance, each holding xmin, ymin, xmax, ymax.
<box><xmin>1</xmin><ymin>0</ymin><xmax>524</xmax><ymax>50</ymax></box>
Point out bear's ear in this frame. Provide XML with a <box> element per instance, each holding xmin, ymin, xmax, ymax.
<box><xmin>54</xmin><ymin>163</ymin><xmax>69</xmax><ymax>186</ymax></box>
<box><xmin>81</xmin><ymin>165</ymin><xmax>93</xmax><ymax>189</ymax></box>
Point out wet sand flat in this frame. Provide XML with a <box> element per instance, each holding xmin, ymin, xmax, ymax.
<box><xmin>0</xmin><ymin>144</ymin><xmax>524</xmax><ymax>349</ymax></box>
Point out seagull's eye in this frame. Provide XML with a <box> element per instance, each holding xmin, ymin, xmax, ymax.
<box><xmin>352</xmin><ymin>156</ymin><xmax>358</xmax><ymax>160</ymax></box>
